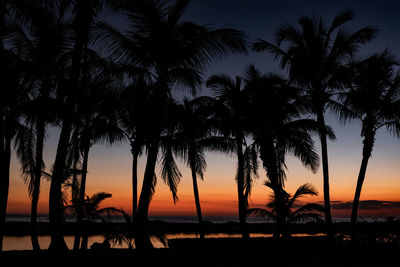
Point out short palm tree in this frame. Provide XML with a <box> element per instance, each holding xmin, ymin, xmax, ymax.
<box><xmin>66</xmin><ymin>192</ymin><xmax>121</xmax><ymax>250</ymax></box>
<box><xmin>337</xmin><ymin>51</ymin><xmax>400</xmax><ymax>224</ymax></box>
<box><xmin>253</xmin><ymin>10</ymin><xmax>377</xmax><ymax>231</ymax></box>
<box><xmin>248</xmin><ymin>183</ymin><xmax>324</xmax><ymax>238</ymax></box>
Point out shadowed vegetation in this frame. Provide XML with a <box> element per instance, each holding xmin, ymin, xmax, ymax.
<box><xmin>1</xmin><ymin>0</ymin><xmax>400</xmax><ymax>257</ymax></box>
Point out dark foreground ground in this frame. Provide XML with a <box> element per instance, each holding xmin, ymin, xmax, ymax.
<box><xmin>1</xmin><ymin>237</ymin><xmax>400</xmax><ymax>267</ymax></box>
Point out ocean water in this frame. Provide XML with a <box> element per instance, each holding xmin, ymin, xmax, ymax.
<box><xmin>3</xmin><ymin>233</ymin><xmax>326</xmax><ymax>251</ymax></box>
<box><xmin>5</xmin><ymin>214</ymin><xmax>387</xmax><ymax>251</ymax></box>
<box><xmin>5</xmin><ymin>214</ymin><xmax>386</xmax><ymax>223</ymax></box>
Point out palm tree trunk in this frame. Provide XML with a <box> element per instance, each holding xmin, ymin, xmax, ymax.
<box><xmin>260</xmin><ymin>137</ymin><xmax>282</xmax><ymax>239</ymax></box>
<box><xmin>0</xmin><ymin>135</ymin><xmax>11</xmax><ymax>252</ymax></box>
<box><xmin>236</xmin><ymin>133</ymin><xmax>249</xmax><ymax>239</ymax></box>
<box><xmin>72</xmin><ymin>151</ymin><xmax>81</xmax><ymax>250</ymax></box>
<box><xmin>49</xmin><ymin>2</ymin><xmax>87</xmax><ymax>249</ymax></box>
<box><xmin>0</xmin><ymin>8</ymin><xmax>6</xmax><ymax>252</ymax></box>
<box><xmin>48</xmin><ymin>117</ymin><xmax>72</xmax><ymax>251</ymax></box>
<box><xmin>78</xmin><ymin>140</ymin><xmax>90</xmax><ymax>250</ymax></box>
<box><xmin>31</xmin><ymin>115</ymin><xmax>46</xmax><ymax>251</ymax></box>
<box><xmin>351</xmin><ymin>132</ymin><xmax>375</xmax><ymax>225</ymax></box>
<box><xmin>131</xmin><ymin>141</ymin><xmax>139</xmax><ymax>221</ymax></box>
<box><xmin>136</xmin><ymin>138</ymin><xmax>159</xmax><ymax>249</ymax></box>
<box><xmin>317</xmin><ymin>110</ymin><xmax>333</xmax><ymax>234</ymax></box>
<box><xmin>189</xmin><ymin>151</ymin><xmax>205</xmax><ymax>239</ymax></box>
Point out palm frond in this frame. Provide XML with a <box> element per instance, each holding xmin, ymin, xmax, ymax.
<box><xmin>160</xmin><ymin>144</ymin><xmax>181</xmax><ymax>203</ymax></box>
<box><xmin>247</xmin><ymin>208</ymin><xmax>275</xmax><ymax>221</ymax></box>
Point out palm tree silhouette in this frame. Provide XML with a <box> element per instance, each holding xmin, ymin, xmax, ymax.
<box><xmin>48</xmin><ymin>0</ymin><xmax>125</xmax><ymax>251</ymax></box>
<box><xmin>337</xmin><ymin>51</ymin><xmax>400</xmax><ymax>225</ymax></box>
<box><xmin>206</xmin><ymin>73</ymin><xmax>252</xmax><ymax>239</ymax></box>
<box><xmin>248</xmin><ymin>183</ymin><xmax>324</xmax><ymax>238</ymax></box>
<box><xmin>253</xmin><ymin>10</ymin><xmax>377</xmax><ymax>233</ymax></box>
<box><xmin>94</xmin><ymin>0</ymin><xmax>247</xmax><ymax>248</ymax></box>
<box><xmin>168</xmin><ymin>97</ymin><xmax>235</xmax><ymax>239</ymax></box>
<box><xmin>69</xmin><ymin>60</ymin><xmax>124</xmax><ymax>250</ymax></box>
<box><xmin>244</xmin><ymin>65</ymin><xmax>322</xmax><ymax>238</ymax></box>
<box><xmin>0</xmin><ymin>0</ymin><xmax>43</xmax><ymax>252</ymax></box>
<box><xmin>116</xmin><ymin>79</ymin><xmax>154</xmax><ymax>221</ymax></box>
<box><xmin>0</xmin><ymin>50</ymin><xmax>32</xmax><ymax>251</ymax></box>
<box><xmin>66</xmin><ymin>192</ymin><xmax>121</xmax><ymax>250</ymax></box>
<box><xmin>6</xmin><ymin>1</ymin><xmax>69</xmax><ymax>250</ymax></box>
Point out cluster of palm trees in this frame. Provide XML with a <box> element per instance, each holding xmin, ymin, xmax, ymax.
<box><xmin>1</xmin><ymin>0</ymin><xmax>399</xmax><ymax>251</ymax></box>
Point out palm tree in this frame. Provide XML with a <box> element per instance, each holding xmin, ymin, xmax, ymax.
<box><xmin>248</xmin><ymin>183</ymin><xmax>324</xmax><ymax>238</ymax></box>
<box><xmin>116</xmin><ymin>80</ymin><xmax>153</xmax><ymax>221</ymax></box>
<box><xmin>0</xmin><ymin>0</ymin><xmax>44</xmax><ymax>252</ymax></box>
<box><xmin>170</xmin><ymin>97</ymin><xmax>234</xmax><ymax>239</ymax></box>
<box><xmin>94</xmin><ymin>0</ymin><xmax>247</xmax><ymax>248</ymax></box>
<box><xmin>253</xmin><ymin>10</ymin><xmax>377</xmax><ymax>232</ymax></box>
<box><xmin>337</xmin><ymin>51</ymin><xmax>400</xmax><ymax>224</ymax></box>
<box><xmin>66</xmin><ymin>192</ymin><xmax>121</xmax><ymax>250</ymax></box>
<box><xmin>243</xmin><ymin>65</ymin><xmax>322</xmax><ymax>238</ymax></box>
<box><xmin>6</xmin><ymin>2</ymin><xmax>69</xmax><ymax>250</ymax></box>
<box><xmin>48</xmin><ymin>0</ymin><xmax>125</xmax><ymax>251</ymax></box>
<box><xmin>206</xmin><ymin>74</ymin><xmax>252</xmax><ymax>239</ymax></box>
<box><xmin>62</xmin><ymin>54</ymin><xmax>125</xmax><ymax>250</ymax></box>
<box><xmin>0</xmin><ymin>50</ymin><xmax>31</xmax><ymax>251</ymax></box>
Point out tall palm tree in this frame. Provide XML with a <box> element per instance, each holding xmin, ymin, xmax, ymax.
<box><xmin>206</xmin><ymin>74</ymin><xmax>252</xmax><ymax>239</ymax></box>
<box><xmin>248</xmin><ymin>183</ymin><xmax>324</xmax><ymax>238</ymax></box>
<box><xmin>48</xmin><ymin>0</ymin><xmax>125</xmax><ymax>251</ymax></box>
<box><xmin>68</xmin><ymin>57</ymin><xmax>125</xmax><ymax>250</ymax></box>
<box><xmin>116</xmin><ymin>80</ymin><xmax>153</xmax><ymax>221</ymax></box>
<box><xmin>170</xmin><ymin>98</ymin><xmax>234</xmax><ymax>239</ymax></box>
<box><xmin>0</xmin><ymin>0</ymin><xmax>42</xmax><ymax>252</ymax></box>
<box><xmin>253</xmin><ymin>10</ymin><xmax>377</xmax><ymax>232</ymax></box>
<box><xmin>337</xmin><ymin>51</ymin><xmax>400</xmax><ymax>224</ymax></box>
<box><xmin>0</xmin><ymin>50</ymin><xmax>32</xmax><ymax>251</ymax></box>
<box><xmin>94</xmin><ymin>0</ymin><xmax>247</xmax><ymax>248</ymax></box>
<box><xmin>244</xmin><ymin>65</ymin><xmax>322</xmax><ymax>238</ymax></box>
<box><xmin>6</xmin><ymin>2</ymin><xmax>69</xmax><ymax>250</ymax></box>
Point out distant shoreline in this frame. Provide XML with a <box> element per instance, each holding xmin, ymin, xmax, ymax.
<box><xmin>4</xmin><ymin>221</ymin><xmax>400</xmax><ymax>236</ymax></box>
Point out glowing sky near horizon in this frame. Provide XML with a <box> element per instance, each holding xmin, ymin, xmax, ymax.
<box><xmin>6</xmin><ymin>0</ymin><xmax>400</xmax><ymax>218</ymax></box>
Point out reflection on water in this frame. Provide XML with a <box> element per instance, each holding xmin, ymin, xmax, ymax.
<box><xmin>3</xmin><ymin>233</ymin><xmax>325</xmax><ymax>250</ymax></box>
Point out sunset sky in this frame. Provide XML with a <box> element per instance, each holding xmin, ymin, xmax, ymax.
<box><xmin>6</xmin><ymin>0</ymin><xmax>400</xmax><ymax>219</ymax></box>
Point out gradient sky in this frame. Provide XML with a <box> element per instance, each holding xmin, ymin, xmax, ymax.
<box><xmin>6</xmin><ymin>0</ymin><xmax>400</xmax><ymax>219</ymax></box>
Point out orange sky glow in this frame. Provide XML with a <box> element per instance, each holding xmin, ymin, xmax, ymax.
<box><xmin>6</xmin><ymin>121</ymin><xmax>400</xmax><ymax>219</ymax></box>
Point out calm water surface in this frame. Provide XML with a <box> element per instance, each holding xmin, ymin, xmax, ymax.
<box><xmin>3</xmin><ymin>233</ymin><xmax>325</xmax><ymax>250</ymax></box>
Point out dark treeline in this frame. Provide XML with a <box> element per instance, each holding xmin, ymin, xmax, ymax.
<box><xmin>1</xmin><ymin>0</ymin><xmax>399</xmax><ymax>252</ymax></box>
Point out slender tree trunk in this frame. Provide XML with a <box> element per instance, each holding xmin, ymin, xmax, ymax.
<box><xmin>136</xmin><ymin>138</ymin><xmax>159</xmax><ymax>249</ymax></box>
<box><xmin>0</xmin><ymin>9</ymin><xmax>6</xmax><ymax>252</ymax></box>
<box><xmin>0</xmin><ymin>135</ymin><xmax>11</xmax><ymax>252</ymax></box>
<box><xmin>189</xmin><ymin>149</ymin><xmax>205</xmax><ymax>239</ymax></box>
<box><xmin>81</xmin><ymin>229</ymin><xmax>88</xmax><ymax>250</ymax></box>
<box><xmin>72</xmin><ymin>151</ymin><xmax>81</xmax><ymax>250</ymax></box>
<box><xmin>351</xmin><ymin>132</ymin><xmax>375</xmax><ymax>225</ymax></box>
<box><xmin>236</xmin><ymin>132</ymin><xmax>249</xmax><ymax>239</ymax></box>
<box><xmin>31</xmin><ymin>115</ymin><xmax>46</xmax><ymax>251</ymax></box>
<box><xmin>79</xmin><ymin>140</ymin><xmax>90</xmax><ymax>250</ymax></box>
<box><xmin>131</xmin><ymin>142</ymin><xmax>139</xmax><ymax>221</ymax></box>
<box><xmin>317</xmin><ymin>110</ymin><xmax>332</xmax><ymax>235</ymax></box>
<box><xmin>49</xmin><ymin>5</ymin><xmax>86</xmax><ymax>249</ymax></box>
<box><xmin>48</xmin><ymin>117</ymin><xmax>72</xmax><ymax>251</ymax></box>
<box><xmin>259</xmin><ymin>136</ymin><xmax>282</xmax><ymax>239</ymax></box>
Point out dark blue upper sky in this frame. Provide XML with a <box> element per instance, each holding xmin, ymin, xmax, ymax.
<box><xmin>178</xmin><ymin>0</ymin><xmax>400</xmax><ymax>95</ymax></box>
